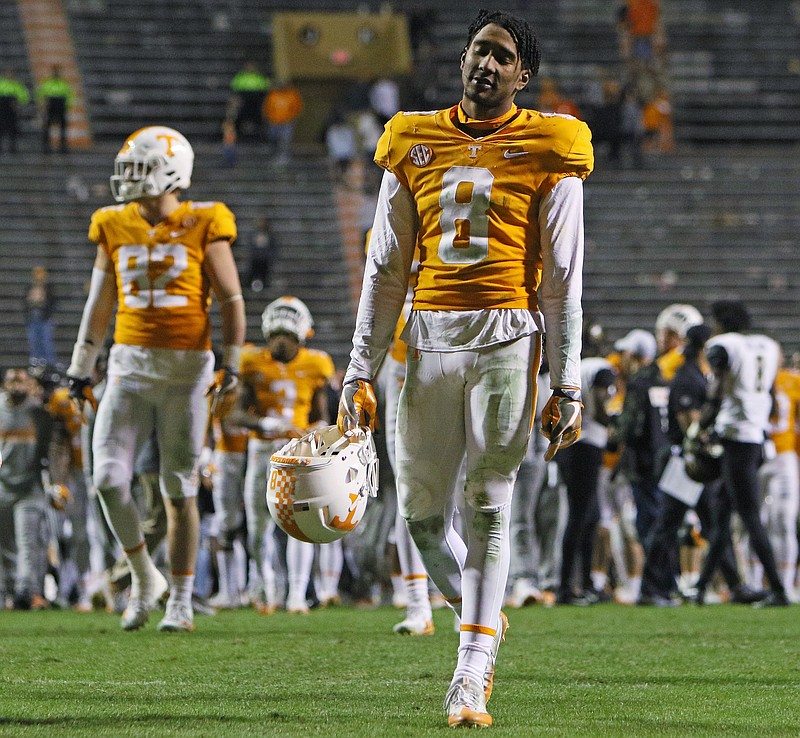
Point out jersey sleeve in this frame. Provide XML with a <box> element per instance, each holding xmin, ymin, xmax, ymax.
<box><xmin>374</xmin><ymin>113</ymin><xmax>414</xmax><ymax>188</ymax></box>
<box><xmin>204</xmin><ymin>202</ymin><xmax>237</xmax><ymax>245</ymax></box>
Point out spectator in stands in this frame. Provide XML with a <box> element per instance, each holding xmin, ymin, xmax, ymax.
<box><xmin>0</xmin><ymin>69</ymin><xmax>30</xmax><ymax>154</ymax></box>
<box><xmin>25</xmin><ymin>266</ymin><xmax>57</xmax><ymax>366</ymax></box>
<box><xmin>619</xmin><ymin>0</ymin><xmax>665</xmax><ymax>66</ymax></box>
<box><xmin>36</xmin><ymin>65</ymin><xmax>74</xmax><ymax>153</ymax></box>
<box><xmin>586</xmin><ymin>77</ymin><xmax>623</xmax><ymax>162</ymax></box>
<box><xmin>642</xmin><ymin>88</ymin><xmax>675</xmax><ymax>154</ymax></box>
<box><xmin>324</xmin><ymin>110</ymin><xmax>357</xmax><ymax>185</ymax></box>
<box><xmin>246</xmin><ymin>216</ymin><xmax>279</xmax><ymax>292</ymax></box>
<box><xmin>368</xmin><ymin>76</ymin><xmax>401</xmax><ymax>124</ymax></box>
<box><xmin>230</xmin><ymin>62</ymin><xmax>270</xmax><ymax>141</ymax></box>
<box><xmin>263</xmin><ymin>79</ymin><xmax>303</xmax><ymax>166</ymax></box>
<box><xmin>619</xmin><ymin>85</ymin><xmax>646</xmax><ymax>168</ymax></box>
<box><xmin>536</xmin><ymin>77</ymin><xmax>581</xmax><ymax>119</ymax></box>
<box><xmin>221</xmin><ymin>119</ymin><xmax>237</xmax><ymax>168</ymax></box>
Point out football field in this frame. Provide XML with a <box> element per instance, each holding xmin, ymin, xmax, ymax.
<box><xmin>1</xmin><ymin>603</ymin><xmax>798</xmax><ymax>737</ymax></box>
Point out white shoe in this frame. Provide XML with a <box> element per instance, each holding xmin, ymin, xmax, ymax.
<box><xmin>444</xmin><ymin>677</ymin><xmax>492</xmax><ymax>728</ymax></box>
<box><xmin>157</xmin><ymin>601</ymin><xmax>195</xmax><ymax>632</ymax></box>
<box><xmin>393</xmin><ymin>613</ymin><xmax>434</xmax><ymax>636</ymax></box>
<box><xmin>483</xmin><ymin>611</ymin><xmax>508</xmax><ymax>702</ymax></box>
<box><xmin>120</xmin><ymin>570</ymin><xmax>168</xmax><ymax>631</ymax></box>
<box><xmin>507</xmin><ymin>578</ymin><xmax>543</xmax><ymax>608</ymax></box>
<box><xmin>209</xmin><ymin>592</ymin><xmax>241</xmax><ymax>610</ymax></box>
<box><xmin>286</xmin><ymin>594</ymin><xmax>310</xmax><ymax>614</ymax></box>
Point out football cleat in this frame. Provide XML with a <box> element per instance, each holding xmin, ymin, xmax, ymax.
<box><xmin>157</xmin><ymin>601</ymin><xmax>195</xmax><ymax>632</ymax></box>
<box><xmin>120</xmin><ymin>569</ymin><xmax>168</xmax><ymax>631</ymax></box>
<box><xmin>444</xmin><ymin>677</ymin><xmax>492</xmax><ymax>728</ymax></box>
<box><xmin>506</xmin><ymin>578</ymin><xmax>543</xmax><ymax>609</ymax></box>
<box><xmin>483</xmin><ymin>611</ymin><xmax>509</xmax><ymax>702</ymax></box>
<box><xmin>393</xmin><ymin>615</ymin><xmax>435</xmax><ymax>636</ymax></box>
<box><xmin>209</xmin><ymin>592</ymin><xmax>242</xmax><ymax>610</ymax></box>
<box><xmin>286</xmin><ymin>595</ymin><xmax>311</xmax><ymax>615</ymax></box>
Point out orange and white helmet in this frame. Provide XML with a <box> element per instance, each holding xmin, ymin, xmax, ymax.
<box><xmin>261</xmin><ymin>296</ymin><xmax>314</xmax><ymax>343</ymax></box>
<box><xmin>110</xmin><ymin>126</ymin><xmax>193</xmax><ymax>202</ymax></box>
<box><xmin>267</xmin><ymin>425</ymin><xmax>379</xmax><ymax>544</ymax></box>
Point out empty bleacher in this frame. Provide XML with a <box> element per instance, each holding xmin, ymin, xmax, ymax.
<box><xmin>1</xmin><ymin>0</ymin><xmax>799</xmax><ymax>371</ymax></box>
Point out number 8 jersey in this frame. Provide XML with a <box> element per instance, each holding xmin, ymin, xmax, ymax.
<box><xmin>375</xmin><ymin>105</ymin><xmax>593</xmax><ymax>311</ymax></box>
<box><xmin>89</xmin><ymin>200</ymin><xmax>237</xmax><ymax>350</ymax></box>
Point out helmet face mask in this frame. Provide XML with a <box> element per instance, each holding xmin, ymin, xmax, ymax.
<box><xmin>261</xmin><ymin>296</ymin><xmax>314</xmax><ymax>344</ymax></box>
<box><xmin>110</xmin><ymin>126</ymin><xmax>193</xmax><ymax>203</ymax></box>
<box><xmin>267</xmin><ymin>425</ymin><xmax>379</xmax><ymax>544</ymax></box>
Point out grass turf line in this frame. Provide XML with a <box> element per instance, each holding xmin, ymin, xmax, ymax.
<box><xmin>1</xmin><ymin>604</ymin><xmax>799</xmax><ymax>736</ymax></box>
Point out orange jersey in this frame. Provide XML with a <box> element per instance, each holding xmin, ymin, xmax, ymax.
<box><xmin>240</xmin><ymin>345</ymin><xmax>335</xmax><ymax>438</ymax></box>
<box><xmin>375</xmin><ymin>105</ymin><xmax>593</xmax><ymax>312</ymax></box>
<box><xmin>89</xmin><ymin>200</ymin><xmax>237</xmax><ymax>350</ymax></box>
<box><xmin>771</xmin><ymin>368</ymin><xmax>800</xmax><ymax>454</ymax></box>
<box><xmin>657</xmin><ymin>348</ymin><xmax>684</xmax><ymax>382</ymax></box>
<box><xmin>46</xmin><ymin>386</ymin><xmax>83</xmax><ymax>468</ymax></box>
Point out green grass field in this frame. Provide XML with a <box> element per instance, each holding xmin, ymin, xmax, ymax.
<box><xmin>1</xmin><ymin>603</ymin><xmax>799</xmax><ymax>737</ymax></box>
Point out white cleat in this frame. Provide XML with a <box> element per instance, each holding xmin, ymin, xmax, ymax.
<box><xmin>483</xmin><ymin>611</ymin><xmax>508</xmax><ymax>703</ymax></box>
<box><xmin>506</xmin><ymin>578</ymin><xmax>544</xmax><ymax>609</ymax></box>
<box><xmin>286</xmin><ymin>595</ymin><xmax>310</xmax><ymax>614</ymax></box>
<box><xmin>393</xmin><ymin>614</ymin><xmax>434</xmax><ymax>636</ymax></box>
<box><xmin>444</xmin><ymin>676</ymin><xmax>492</xmax><ymax>728</ymax></box>
<box><xmin>120</xmin><ymin>570</ymin><xmax>169</xmax><ymax>631</ymax></box>
<box><xmin>157</xmin><ymin>601</ymin><xmax>195</xmax><ymax>632</ymax></box>
<box><xmin>209</xmin><ymin>592</ymin><xmax>242</xmax><ymax>610</ymax></box>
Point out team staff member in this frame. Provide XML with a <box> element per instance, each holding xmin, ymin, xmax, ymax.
<box><xmin>67</xmin><ymin>126</ymin><xmax>245</xmax><ymax>632</ymax></box>
<box><xmin>338</xmin><ymin>9</ymin><xmax>592</xmax><ymax>727</ymax></box>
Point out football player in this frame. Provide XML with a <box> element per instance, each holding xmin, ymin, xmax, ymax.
<box><xmin>655</xmin><ymin>303</ymin><xmax>704</xmax><ymax>381</ymax></box>
<box><xmin>228</xmin><ymin>297</ymin><xmax>337</xmax><ymax>614</ymax></box>
<box><xmin>755</xmin><ymin>357</ymin><xmax>800</xmax><ymax>600</ymax></box>
<box><xmin>693</xmin><ymin>300</ymin><xmax>789</xmax><ymax>607</ymax></box>
<box><xmin>337</xmin><ymin>9</ymin><xmax>592</xmax><ymax>727</ymax></box>
<box><xmin>66</xmin><ymin>126</ymin><xmax>246</xmax><ymax>632</ymax></box>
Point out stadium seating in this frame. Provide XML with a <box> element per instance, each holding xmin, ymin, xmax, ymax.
<box><xmin>1</xmin><ymin>0</ymin><xmax>798</xmax><ymax>369</ymax></box>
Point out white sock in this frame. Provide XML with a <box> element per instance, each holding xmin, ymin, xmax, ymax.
<box><xmin>170</xmin><ymin>574</ymin><xmax>194</xmax><ymax>608</ymax></box>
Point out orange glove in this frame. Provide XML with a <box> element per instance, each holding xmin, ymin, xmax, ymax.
<box><xmin>47</xmin><ymin>483</ymin><xmax>72</xmax><ymax>511</ymax></box>
<box><xmin>206</xmin><ymin>367</ymin><xmax>239</xmax><ymax>418</ymax></box>
<box><xmin>540</xmin><ymin>388</ymin><xmax>583</xmax><ymax>461</ymax></box>
<box><xmin>67</xmin><ymin>376</ymin><xmax>98</xmax><ymax>423</ymax></box>
<box><xmin>337</xmin><ymin>379</ymin><xmax>377</xmax><ymax>433</ymax></box>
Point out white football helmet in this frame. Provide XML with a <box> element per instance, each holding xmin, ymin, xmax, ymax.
<box><xmin>267</xmin><ymin>425</ymin><xmax>379</xmax><ymax>544</ymax></box>
<box><xmin>655</xmin><ymin>304</ymin><xmax>704</xmax><ymax>339</ymax></box>
<box><xmin>110</xmin><ymin>126</ymin><xmax>194</xmax><ymax>202</ymax></box>
<box><xmin>261</xmin><ymin>296</ymin><xmax>314</xmax><ymax>343</ymax></box>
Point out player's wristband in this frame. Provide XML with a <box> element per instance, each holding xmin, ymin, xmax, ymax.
<box><xmin>552</xmin><ymin>387</ymin><xmax>583</xmax><ymax>403</ymax></box>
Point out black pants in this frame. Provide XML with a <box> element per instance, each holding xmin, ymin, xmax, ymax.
<box><xmin>697</xmin><ymin>440</ymin><xmax>784</xmax><ymax>594</ymax></box>
<box><xmin>641</xmin><ymin>480</ymin><xmax>740</xmax><ymax>598</ymax></box>
<box><xmin>556</xmin><ymin>442</ymin><xmax>602</xmax><ymax>594</ymax></box>
<box><xmin>43</xmin><ymin>98</ymin><xmax>67</xmax><ymax>151</ymax></box>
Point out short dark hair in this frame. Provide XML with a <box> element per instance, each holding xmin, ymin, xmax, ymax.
<box><xmin>711</xmin><ymin>300</ymin><xmax>751</xmax><ymax>333</ymax></box>
<box><xmin>465</xmin><ymin>9</ymin><xmax>541</xmax><ymax>78</ymax></box>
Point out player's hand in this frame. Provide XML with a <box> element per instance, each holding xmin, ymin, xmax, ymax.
<box><xmin>206</xmin><ymin>367</ymin><xmax>239</xmax><ymax>417</ymax></box>
<box><xmin>67</xmin><ymin>376</ymin><xmax>98</xmax><ymax>422</ymax></box>
<box><xmin>47</xmin><ymin>483</ymin><xmax>71</xmax><ymax>511</ymax></box>
<box><xmin>337</xmin><ymin>379</ymin><xmax>377</xmax><ymax>433</ymax></box>
<box><xmin>540</xmin><ymin>389</ymin><xmax>583</xmax><ymax>461</ymax></box>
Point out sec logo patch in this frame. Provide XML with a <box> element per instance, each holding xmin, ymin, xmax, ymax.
<box><xmin>408</xmin><ymin>144</ymin><xmax>432</xmax><ymax>167</ymax></box>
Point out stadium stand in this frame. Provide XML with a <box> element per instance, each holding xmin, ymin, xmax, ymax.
<box><xmin>0</xmin><ymin>0</ymin><xmax>798</xmax><ymax>369</ymax></box>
